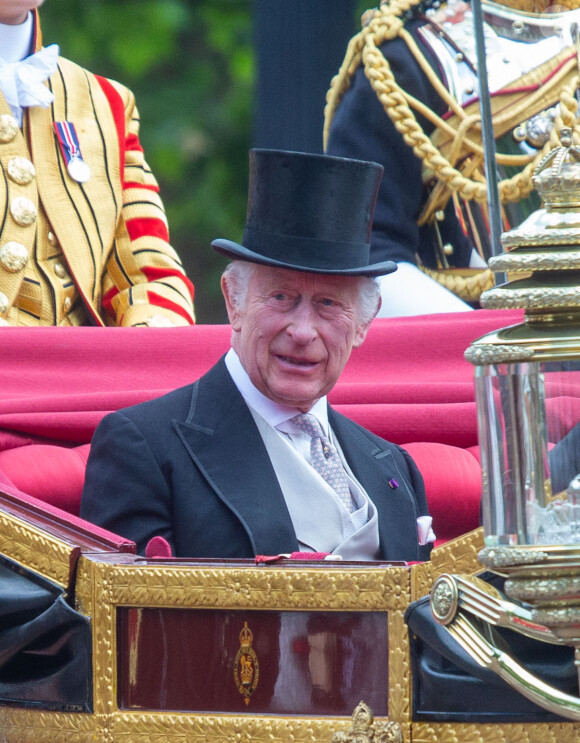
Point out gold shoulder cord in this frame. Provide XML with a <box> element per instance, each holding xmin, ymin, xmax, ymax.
<box><xmin>323</xmin><ymin>0</ymin><xmax>580</xmax><ymax>301</ymax></box>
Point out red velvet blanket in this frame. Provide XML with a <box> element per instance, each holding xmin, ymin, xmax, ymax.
<box><xmin>1</xmin><ymin>309</ymin><xmax>523</xmax><ymax>451</ymax></box>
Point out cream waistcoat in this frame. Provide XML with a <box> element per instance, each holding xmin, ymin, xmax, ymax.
<box><xmin>250</xmin><ymin>409</ymin><xmax>381</xmax><ymax>561</ymax></box>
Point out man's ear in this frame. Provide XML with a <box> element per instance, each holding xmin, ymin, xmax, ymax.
<box><xmin>221</xmin><ymin>275</ymin><xmax>242</xmax><ymax>331</ymax></box>
<box><xmin>353</xmin><ymin>320</ymin><xmax>372</xmax><ymax>348</ymax></box>
<box><xmin>353</xmin><ymin>294</ymin><xmax>381</xmax><ymax>348</ymax></box>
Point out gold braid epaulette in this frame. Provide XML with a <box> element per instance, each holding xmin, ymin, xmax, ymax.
<box><xmin>323</xmin><ymin>0</ymin><xmax>580</xmax><ymax>210</ymax></box>
<box><xmin>323</xmin><ymin>0</ymin><xmax>580</xmax><ymax>301</ymax></box>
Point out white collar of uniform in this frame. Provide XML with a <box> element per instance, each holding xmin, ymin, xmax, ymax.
<box><xmin>224</xmin><ymin>348</ymin><xmax>330</xmax><ymax>433</ymax></box>
<box><xmin>0</xmin><ymin>12</ymin><xmax>34</xmax><ymax>64</ymax></box>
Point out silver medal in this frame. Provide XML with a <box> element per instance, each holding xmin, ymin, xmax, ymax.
<box><xmin>67</xmin><ymin>156</ymin><xmax>91</xmax><ymax>183</ymax></box>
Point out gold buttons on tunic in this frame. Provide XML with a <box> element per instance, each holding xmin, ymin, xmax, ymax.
<box><xmin>7</xmin><ymin>157</ymin><xmax>35</xmax><ymax>185</ymax></box>
<box><xmin>10</xmin><ymin>197</ymin><xmax>37</xmax><ymax>227</ymax></box>
<box><xmin>0</xmin><ymin>292</ymin><xmax>9</xmax><ymax>316</ymax></box>
<box><xmin>54</xmin><ymin>261</ymin><xmax>67</xmax><ymax>279</ymax></box>
<box><xmin>0</xmin><ymin>241</ymin><xmax>28</xmax><ymax>272</ymax></box>
<box><xmin>0</xmin><ymin>115</ymin><xmax>18</xmax><ymax>143</ymax></box>
<box><xmin>48</xmin><ymin>231</ymin><xmax>58</xmax><ymax>246</ymax></box>
<box><xmin>63</xmin><ymin>297</ymin><xmax>72</xmax><ymax>314</ymax></box>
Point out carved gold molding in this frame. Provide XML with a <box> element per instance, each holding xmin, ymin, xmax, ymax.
<box><xmin>431</xmin><ymin>528</ymin><xmax>485</xmax><ymax>578</ymax></box>
<box><xmin>464</xmin><ymin>344</ymin><xmax>535</xmax><ymax>365</ymax></box>
<box><xmin>91</xmin><ymin>562</ymin><xmax>117</xmax><ymax>720</ymax></box>
<box><xmin>81</xmin><ymin>559</ymin><xmax>412</xmax><ymax>612</ymax></box>
<box><xmin>0</xmin><ymin>511</ymin><xmax>73</xmax><ymax>588</ymax></box>
<box><xmin>479</xmin><ymin>545</ymin><xmax>550</xmax><ymax>568</ymax></box>
<box><xmin>490</xmin><ymin>250</ymin><xmax>580</xmax><ymax>271</ymax></box>
<box><xmin>412</xmin><ymin>720</ymin><xmax>580</xmax><ymax>742</ymax></box>
<box><xmin>501</xmin><ymin>232</ymin><xmax>580</xmax><ymax>249</ymax></box>
<box><xmin>388</xmin><ymin>609</ymin><xmax>411</xmax><ymax>726</ymax></box>
<box><xmin>481</xmin><ymin>286</ymin><xmax>580</xmax><ymax>309</ymax></box>
<box><xmin>506</xmin><ymin>575</ymin><xmax>580</xmax><ymax>601</ymax></box>
<box><xmin>331</xmin><ymin>701</ymin><xmax>403</xmax><ymax>742</ymax></box>
<box><xmin>0</xmin><ymin>708</ymin><xmax>96</xmax><ymax>743</ymax></box>
<box><xmin>110</xmin><ymin>711</ymin><xmax>357</xmax><ymax>742</ymax></box>
<box><xmin>5</xmin><ymin>709</ymin><xmax>580</xmax><ymax>743</ymax></box>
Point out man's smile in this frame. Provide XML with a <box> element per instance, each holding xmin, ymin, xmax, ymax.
<box><xmin>275</xmin><ymin>354</ymin><xmax>320</xmax><ymax>368</ymax></box>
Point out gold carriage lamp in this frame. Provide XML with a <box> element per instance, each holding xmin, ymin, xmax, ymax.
<box><xmin>430</xmin><ymin>126</ymin><xmax>580</xmax><ymax>719</ymax></box>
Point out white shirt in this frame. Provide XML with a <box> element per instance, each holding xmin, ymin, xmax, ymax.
<box><xmin>0</xmin><ymin>12</ymin><xmax>33</xmax><ymax>64</ymax></box>
<box><xmin>224</xmin><ymin>348</ymin><xmax>372</xmax><ymax>536</ymax></box>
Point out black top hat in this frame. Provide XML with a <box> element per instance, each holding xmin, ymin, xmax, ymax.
<box><xmin>211</xmin><ymin>149</ymin><xmax>397</xmax><ymax>277</ymax></box>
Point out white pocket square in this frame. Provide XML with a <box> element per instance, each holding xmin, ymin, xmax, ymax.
<box><xmin>417</xmin><ymin>515</ymin><xmax>436</xmax><ymax>546</ymax></box>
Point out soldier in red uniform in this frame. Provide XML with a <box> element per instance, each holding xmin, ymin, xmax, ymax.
<box><xmin>0</xmin><ymin>0</ymin><xmax>195</xmax><ymax>326</ymax></box>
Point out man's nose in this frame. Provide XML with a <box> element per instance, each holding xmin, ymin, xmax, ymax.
<box><xmin>287</xmin><ymin>301</ymin><xmax>318</xmax><ymax>343</ymax></box>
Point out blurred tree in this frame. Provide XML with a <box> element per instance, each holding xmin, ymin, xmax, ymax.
<box><xmin>42</xmin><ymin>0</ymin><xmax>252</xmax><ymax>323</ymax></box>
<box><xmin>41</xmin><ymin>1</ymin><xmax>365</xmax><ymax>322</ymax></box>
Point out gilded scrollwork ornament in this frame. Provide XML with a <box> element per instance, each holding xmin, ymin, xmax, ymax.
<box><xmin>331</xmin><ymin>701</ymin><xmax>402</xmax><ymax>743</ymax></box>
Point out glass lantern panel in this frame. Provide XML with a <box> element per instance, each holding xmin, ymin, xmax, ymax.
<box><xmin>476</xmin><ymin>361</ymin><xmax>580</xmax><ymax>546</ymax></box>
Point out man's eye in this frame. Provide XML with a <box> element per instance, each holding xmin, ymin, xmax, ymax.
<box><xmin>320</xmin><ymin>297</ymin><xmax>337</xmax><ymax>307</ymax></box>
<box><xmin>273</xmin><ymin>293</ymin><xmax>288</xmax><ymax>302</ymax></box>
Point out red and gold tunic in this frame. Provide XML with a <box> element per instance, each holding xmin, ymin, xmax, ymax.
<box><xmin>0</xmin><ymin>11</ymin><xmax>195</xmax><ymax>326</ymax></box>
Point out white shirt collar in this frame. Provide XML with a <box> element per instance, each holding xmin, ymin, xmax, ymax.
<box><xmin>224</xmin><ymin>348</ymin><xmax>330</xmax><ymax>432</ymax></box>
<box><xmin>0</xmin><ymin>12</ymin><xmax>34</xmax><ymax>64</ymax></box>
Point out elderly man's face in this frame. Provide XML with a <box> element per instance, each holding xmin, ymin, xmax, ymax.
<box><xmin>223</xmin><ymin>265</ymin><xmax>373</xmax><ymax>412</ymax></box>
<box><xmin>0</xmin><ymin>0</ymin><xmax>44</xmax><ymax>24</ymax></box>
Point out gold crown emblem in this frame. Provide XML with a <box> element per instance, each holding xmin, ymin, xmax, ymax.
<box><xmin>532</xmin><ymin>127</ymin><xmax>580</xmax><ymax>209</ymax></box>
<box><xmin>240</xmin><ymin>653</ymin><xmax>254</xmax><ymax>685</ymax></box>
<box><xmin>239</xmin><ymin>621</ymin><xmax>253</xmax><ymax>648</ymax></box>
<box><xmin>234</xmin><ymin>622</ymin><xmax>260</xmax><ymax>704</ymax></box>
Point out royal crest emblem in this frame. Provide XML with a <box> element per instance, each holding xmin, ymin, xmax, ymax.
<box><xmin>233</xmin><ymin>621</ymin><xmax>259</xmax><ymax>705</ymax></box>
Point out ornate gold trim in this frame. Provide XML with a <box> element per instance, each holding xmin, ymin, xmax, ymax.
<box><xmin>464</xmin><ymin>344</ymin><xmax>536</xmax><ymax>365</ymax></box>
<box><xmin>0</xmin><ymin>708</ymin><xmax>97</xmax><ymax>743</ymax></box>
<box><xmin>90</xmin><ymin>561</ymin><xmax>411</xmax><ymax>611</ymax></box>
<box><xmin>0</xmin><ymin>510</ymin><xmax>74</xmax><ymax>588</ymax></box>
<box><xmin>110</xmin><ymin>711</ymin><xmax>359</xmax><ymax>742</ymax></box>
<box><xmin>431</xmin><ymin>528</ymin><xmax>485</xmax><ymax>577</ymax></box>
<box><xmin>481</xmin><ymin>286</ymin><xmax>580</xmax><ymax>309</ymax></box>
<box><xmin>388</xmin><ymin>608</ymin><xmax>411</xmax><ymax>725</ymax></box>
<box><xmin>5</xmin><ymin>708</ymin><xmax>580</xmax><ymax>742</ymax></box>
<box><xmin>91</xmin><ymin>560</ymin><xmax>117</xmax><ymax>719</ymax></box>
<box><xmin>412</xmin><ymin>721</ymin><xmax>580</xmax><ymax>741</ymax></box>
<box><xmin>506</xmin><ymin>575</ymin><xmax>580</xmax><ymax>601</ymax></box>
<box><xmin>490</xmin><ymin>250</ymin><xmax>580</xmax><ymax>271</ymax></box>
<box><xmin>479</xmin><ymin>545</ymin><xmax>550</xmax><ymax>568</ymax></box>
<box><xmin>331</xmin><ymin>701</ymin><xmax>403</xmax><ymax>742</ymax></box>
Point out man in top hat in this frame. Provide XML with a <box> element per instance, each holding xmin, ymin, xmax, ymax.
<box><xmin>0</xmin><ymin>0</ymin><xmax>194</xmax><ymax>326</ymax></box>
<box><xmin>81</xmin><ymin>149</ymin><xmax>434</xmax><ymax>562</ymax></box>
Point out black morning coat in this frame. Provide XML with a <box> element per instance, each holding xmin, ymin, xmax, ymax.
<box><xmin>81</xmin><ymin>357</ymin><xmax>433</xmax><ymax>562</ymax></box>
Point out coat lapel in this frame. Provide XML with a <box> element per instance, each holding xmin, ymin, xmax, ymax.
<box><xmin>329</xmin><ymin>409</ymin><xmax>421</xmax><ymax>561</ymax></box>
<box><xmin>173</xmin><ymin>359</ymin><xmax>299</xmax><ymax>557</ymax></box>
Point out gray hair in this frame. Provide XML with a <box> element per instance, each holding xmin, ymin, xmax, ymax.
<box><xmin>222</xmin><ymin>260</ymin><xmax>380</xmax><ymax>325</ymax></box>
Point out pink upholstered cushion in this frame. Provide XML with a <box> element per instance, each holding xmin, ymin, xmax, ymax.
<box><xmin>0</xmin><ymin>443</ymin><xmax>90</xmax><ymax>515</ymax></box>
<box><xmin>0</xmin><ymin>439</ymin><xmax>483</xmax><ymax>546</ymax></box>
<box><xmin>402</xmin><ymin>442</ymin><xmax>481</xmax><ymax>544</ymax></box>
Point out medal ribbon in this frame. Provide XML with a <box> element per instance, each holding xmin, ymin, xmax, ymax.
<box><xmin>53</xmin><ymin>120</ymin><xmax>83</xmax><ymax>168</ymax></box>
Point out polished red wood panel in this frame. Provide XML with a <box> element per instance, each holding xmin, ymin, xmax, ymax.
<box><xmin>117</xmin><ymin>608</ymin><xmax>389</xmax><ymax>715</ymax></box>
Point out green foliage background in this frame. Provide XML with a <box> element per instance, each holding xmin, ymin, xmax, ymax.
<box><xmin>42</xmin><ymin>1</ymin><xmax>367</xmax><ymax>322</ymax></box>
<box><xmin>42</xmin><ymin>0</ymin><xmax>253</xmax><ymax>323</ymax></box>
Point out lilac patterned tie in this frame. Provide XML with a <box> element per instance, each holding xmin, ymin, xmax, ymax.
<box><xmin>291</xmin><ymin>413</ymin><xmax>355</xmax><ymax>513</ymax></box>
